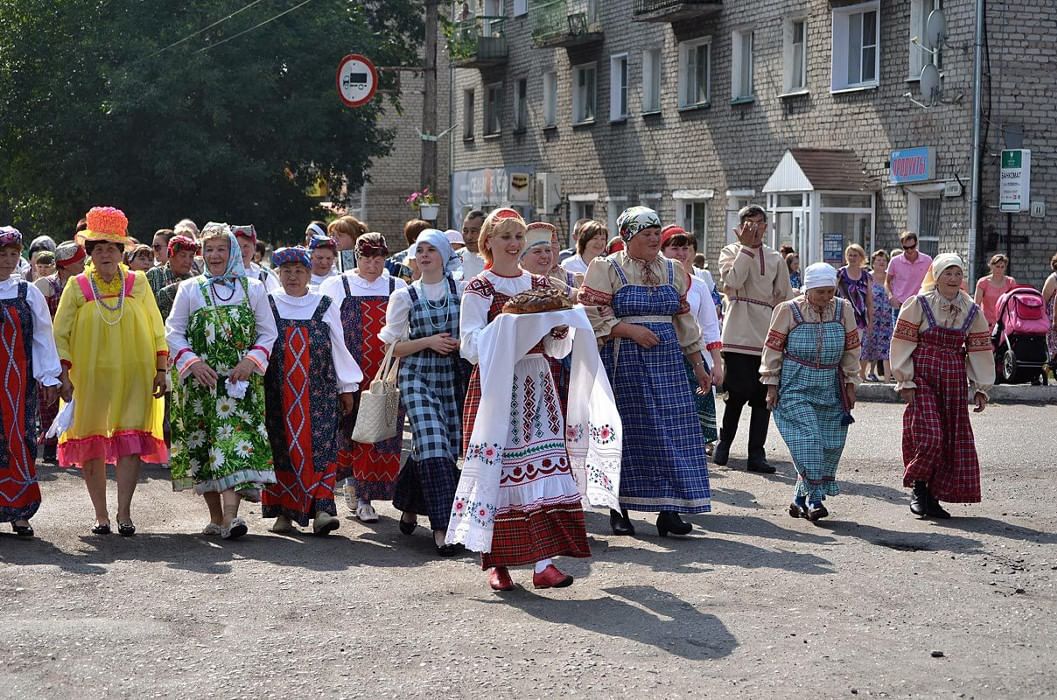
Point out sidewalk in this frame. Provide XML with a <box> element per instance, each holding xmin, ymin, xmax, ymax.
<box><xmin>856</xmin><ymin>380</ymin><xmax>1057</xmax><ymax>404</ymax></box>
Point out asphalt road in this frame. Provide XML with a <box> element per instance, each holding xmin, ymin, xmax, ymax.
<box><xmin>1</xmin><ymin>402</ymin><xmax>1054</xmax><ymax>699</ymax></box>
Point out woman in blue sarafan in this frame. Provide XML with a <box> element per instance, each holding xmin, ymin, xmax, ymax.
<box><xmin>762</xmin><ymin>262</ymin><xmax>862</xmax><ymax>522</ymax></box>
<box><xmin>580</xmin><ymin>207</ymin><xmax>713</xmax><ymax>538</ymax></box>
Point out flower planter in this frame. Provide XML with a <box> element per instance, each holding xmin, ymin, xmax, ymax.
<box><xmin>418</xmin><ymin>203</ymin><xmax>440</xmax><ymax>221</ymax></box>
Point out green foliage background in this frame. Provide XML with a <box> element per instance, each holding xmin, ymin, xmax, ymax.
<box><xmin>0</xmin><ymin>0</ymin><xmax>425</xmax><ymax>244</ymax></box>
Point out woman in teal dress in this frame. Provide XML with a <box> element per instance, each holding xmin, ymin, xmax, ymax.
<box><xmin>166</xmin><ymin>223</ymin><xmax>278</xmax><ymax>539</ymax></box>
<box><xmin>762</xmin><ymin>263</ymin><xmax>862</xmax><ymax>521</ymax></box>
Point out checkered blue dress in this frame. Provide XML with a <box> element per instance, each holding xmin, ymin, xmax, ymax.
<box><xmin>599</xmin><ymin>259</ymin><xmax>711</xmax><ymax>513</ymax></box>
<box><xmin>773</xmin><ymin>299</ymin><xmax>850</xmax><ymax>505</ymax></box>
<box><xmin>392</xmin><ymin>276</ymin><xmax>466</xmax><ymax>530</ymax></box>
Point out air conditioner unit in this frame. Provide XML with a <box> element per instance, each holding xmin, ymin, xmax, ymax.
<box><xmin>534</xmin><ymin>172</ymin><xmax>562</xmax><ymax>213</ymax></box>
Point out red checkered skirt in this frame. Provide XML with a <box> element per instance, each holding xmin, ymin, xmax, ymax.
<box><xmin>901</xmin><ymin>325</ymin><xmax>981</xmax><ymax>502</ymax></box>
<box><xmin>478</xmin><ymin>354</ymin><xmax>589</xmax><ymax>568</ymax></box>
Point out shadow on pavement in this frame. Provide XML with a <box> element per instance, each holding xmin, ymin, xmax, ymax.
<box><xmin>487</xmin><ymin>584</ymin><xmax>737</xmax><ymax>660</ymax></box>
<box><xmin>814</xmin><ymin>520</ymin><xmax>983</xmax><ymax>553</ymax></box>
<box><xmin>0</xmin><ymin>527</ymin><xmax>446</xmax><ymax>576</ymax></box>
<box><xmin>603</xmin><ymin>538</ymin><xmax>834</xmax><ymax>576</ymax></box>
<box><xmin>691</xmin><ymin>513</ymin><xmax>837</xmax><ymax>545</ymax></box>
<box><xmin>928</xmin><ymin>516</ymin><xmax>1057</xmax><ymax>545</ymax></box>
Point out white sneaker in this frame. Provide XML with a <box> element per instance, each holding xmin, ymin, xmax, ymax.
<box><xmin>355</xmin><ymin>502</ymin><xmax>379</xmax><ymax>523</ymax></box>
<box><xmin>270</xmin><ymin>515</ymin><xmax>295</xmax><ymax>534</ymax></box>
<box><xmin>221</xmin><ymin>517</ymin><xmax>248</xmax><ymax>540</ymax></box>
<box><xmin>343</xmin><ymin>481</ymin><xmax>356</xmax><ymax>510</ymax></box>
<box><xmin>313</xmin><ymin>511</ymin><xmax>340</xmax><ymax>536</ymax></box>
<box><xmin>201</xmin><ymin>523</ymin><xmax>222</xmax><ymax>536</ymax></box>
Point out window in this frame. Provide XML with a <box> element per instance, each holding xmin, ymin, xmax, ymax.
<box><xmin>731</xmin><ymin>29</ymin><xmax>754</xmax><ymax>101</ymax></box>
<box><xmin>462</xmin><ymin>89</ymin><xmax>475</xmax><ymax>140</ymax></box>
<box><xmin>569</xmin><ymin>198</ymin><xmax>596</xmax><ymax>234</ymax></box>
<box><xmin>542</xmin><ymin>71</ymin><xmax>557</xmax><ymax>128</ymax></box>
<box><xmin>609</xmin><ymin>53</ymin><xmax>628</xmax><ymax>122</ymax></box>
<box><xmin>485</xmin><ymin>82</ymin><xmax>502</xmax><ymax>136</ymax></box>
<box><xmin>514</xmin><ymin>0</ymin><xmax>527</xmax><ymax>16</ymax></box>
<box><xmin>908</xmin><ymin>191</ymin><xmax>942</xmax><ymax>257</ymax></box>
<box><xmin>831</xmin><ymin>2</ymin><xmax>880</xmax><ymax>91</ymax></box>
<box><xmin>674</xmin><ymin>194</ymin><xmax>711</xmax><ymax>253</ymax></box>
<box><xmin>909</xmin><ymin>0</ymin><xmax>941</xmax><ymax>78</ymax></box>
<box><xmin>783</xmin><ymin>18</ymin><xmax>808</xmax><ymax>93</ymax></box>
<box><xmin>572</xmin><ymin>63</ymin><xmax>597</xmax><ymax>124</ymax></box>
<box><xmin>678</xmin><ymin>38</ymin><xmax>711</xmax><ymax>108</ymax></box>
<box><xmin>642</xmin><ymin>48</ymin><xmax>662</xmax><ymax>113</ymax></box>
<box><xmin>513</xmin><ymin>78</ymin><xmax>528</xmax><ymax>132</ymax></box>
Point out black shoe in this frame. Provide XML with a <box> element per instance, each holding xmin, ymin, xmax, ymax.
<box><xmin>746</xmin><ymin>450</ymin><xmax>775</xmax><ymax>474</ymax></box>
<box><xmin>399</xmin><ymin>514</ymin><xmax>418</xmax><ymax>536</ymax></box>
<box><xmin>610</xmin><ymin>509</ymin><xmax>635</xmax><ymax>536</ymax></box>
<box><xmin>925</xmin><ymin>494</ymin><xmax>951</xmax><ymax>519</ymax></box>
<box><xmin>806</xmin><ymin>504</ymin><xmax>829</xmax><ymax>521</ymax></box>
<box><xmin>910</xmin><ymin>481</ymin><xmax>929</xmax><ymax>517</ymax></box>
<box><xmin>656</xmin><ymin>511</ymin><xmax>692</xmax><ymax>537</ymax></box>
<box><xmin>117</xmin><ymin>521</ymin><xmax>136</xmax><ymax>537</ymax></box>
<box><xmin>436</xmin><ymin>542</ymin><xmax>462</xmax><ymax>557</ymax></box>
<box><xmin>712</xmin><ymin>441</ymin><xmax>731</xmax><ymax>466</ymax></box>
<box><xmin>788</xmin><ymin>503</ymin><xmax>808</xmax><ymax>519</ymax></box>
<box><xmin>91</xmin><ymin>522</ymin><xmax>112</xmax><ymax>535</ymax></box>
<box><xmin>12</xmin><ymin>523</ymin><xmax>34</xmax><ymax>538</ymax></box>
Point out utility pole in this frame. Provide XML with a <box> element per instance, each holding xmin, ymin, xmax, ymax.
<box><xmin>421</xmin><ymin>0</ymin><xmax>439</xmax><ymax>205</ymax></box>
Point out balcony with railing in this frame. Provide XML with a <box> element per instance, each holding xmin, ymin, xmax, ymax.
<box><xmin>632</xmin><ymin>0</ymin><xmax>722</xmax><ymax>23</ymax></box>
<box><xmin>449</xmin><ymin>16</ymin><xmax>508</xmax><ymax>69</ymax></box>
<box><xmin>531</xmin><ymin>0</ymin><xmax>603</xmax><ymax>49</ymax></box>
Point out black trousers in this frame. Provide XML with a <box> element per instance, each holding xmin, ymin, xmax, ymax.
<box><xmin>720</xmin><ymin>351</ymin><xmax>770</xmax><ymax>452</ymax></box>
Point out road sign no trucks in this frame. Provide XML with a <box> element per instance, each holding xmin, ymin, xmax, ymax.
<box><xmin>337</xmin><ymin>54</ymin><xmax>378</xmax><ymax>109</ymax></box>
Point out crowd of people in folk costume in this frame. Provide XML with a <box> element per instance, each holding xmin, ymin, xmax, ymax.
<box><xmin>5</xmin><ymin>198</ymin><xmax>1041</xmax><ymax>591</ymax></box>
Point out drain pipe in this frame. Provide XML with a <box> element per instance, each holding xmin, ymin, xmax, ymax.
<box><xmin>967</xmin><ymin>0</ymin><xmax>985</xmax><ymax>286</ymax></box>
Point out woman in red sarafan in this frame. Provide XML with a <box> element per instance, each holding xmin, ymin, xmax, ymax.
<box><xmin>891</xmin><ymin>254</ymin><xmax>994</xmax><ymax>519</ymax></box>
<box><xmin>262</xmin><ymin>247</ymin><xmax>362</xmax><ymax>536</ymax></box>
<box><xmin>320</xmin><ymin>232</ymin><xmax>408</xmax><ymax>523</ymax></box>
<box><xmin>0</xmin><ymin>226</ymin><xmax>62</xmax><ymax>538</ymax></box>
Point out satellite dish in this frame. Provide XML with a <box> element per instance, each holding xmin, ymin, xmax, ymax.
<box><xmin>924</xmin><ymin>9</ymin><xmax>947</xmax><ymax>50</ymax></box>
<box><xmin>919</xmin><ymin>63</ymin><xmax>942</xmax><ymax>105</ymax></box>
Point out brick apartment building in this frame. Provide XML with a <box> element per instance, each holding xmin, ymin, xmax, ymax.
<box><xmin>448</xmin><ymin>0</ymin><xmax>1057</xmax><ymax>285</ymax></box>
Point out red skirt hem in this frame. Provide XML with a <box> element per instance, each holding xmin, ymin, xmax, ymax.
<box><xmin>480</xmin><ymin>504</ymin><xmax>590</xmax><ymax>569</ymax></box>
<box><xmin>58</xmin><ymin>431</ymin><xmax>169</xmax><ymax>467</ymax></box>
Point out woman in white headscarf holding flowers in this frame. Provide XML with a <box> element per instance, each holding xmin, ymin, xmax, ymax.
<box><xmin>762</xmin><ymin>263</ymin><xmax>861</xmax><ymax>522</ymax></box>
<box><xmin>166</xmin><ymin>223</ymin><xmax>278</xmax><ymax>539</ymax></box>
<box><xmin>890</xmin><ymin>253</ymin><xmax>993</xmax><ymax>520</ymax></box>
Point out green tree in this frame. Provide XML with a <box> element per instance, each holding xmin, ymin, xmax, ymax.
<box><xmin>0</xmin><ymin>0</ymin><xmax>425</xmax><ymax>243</ymax></box>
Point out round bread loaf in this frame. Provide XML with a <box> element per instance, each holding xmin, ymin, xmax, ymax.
<box><xmin>502</xmin><ymin>287</ymin><xmax>573</xmax><ymax>314</ymax></box>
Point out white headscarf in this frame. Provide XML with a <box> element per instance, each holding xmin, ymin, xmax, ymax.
<box><xmin>920</xmin><ymin>253</ymin><xmax>964</xmax><ymax>293</ymax></box>
<box><xmin>803</xmin><ymin>262</ymin><xmax>838</xmax><ymax>290</ymax></box>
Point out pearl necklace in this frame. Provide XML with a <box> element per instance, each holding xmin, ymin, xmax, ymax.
<box><xmin>90</xmin><ymin>271</ymin><xmax>126</xmax><ymax>326</ymax></box>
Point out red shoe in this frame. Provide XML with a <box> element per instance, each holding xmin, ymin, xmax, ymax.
<box><xmin>489</xmin><ymin>566</ymin><xmax>515</xmax><ymax>591</ymax></box>
<box><xmin>532</xmin><ymin>564</ymin><xmax>573</xmax><ymax>589</ymax></box>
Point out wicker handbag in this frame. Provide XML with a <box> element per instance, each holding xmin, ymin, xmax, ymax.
<box><xmin>351</xmin><ymin>342</ymin><xmax>401</xmax><ymax>444</ymax></box>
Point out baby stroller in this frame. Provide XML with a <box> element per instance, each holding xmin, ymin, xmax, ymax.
<box><xmin>991</xmin><ymin>286</ymin><xmax>1049</xmax><ymax>384</ymax></box>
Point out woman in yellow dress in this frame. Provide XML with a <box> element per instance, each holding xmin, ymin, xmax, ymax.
<box><xmin>53</xmin><ymin>207</ymin><xmax>169</xmax><ymax>536</ymax></box>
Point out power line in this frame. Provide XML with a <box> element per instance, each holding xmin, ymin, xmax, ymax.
<box><xmin>195</xmin><ymin>0</ymin><xmax>318</xmax><ymax>54</ymax></box>
<box><xmin>144</xmin><ymin>0</ymin><xmax>270</xmax><ymax>59</ymax></box>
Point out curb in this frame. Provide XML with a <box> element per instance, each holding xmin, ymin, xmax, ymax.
<box><xmin>855</xmin><ymin>382</ymin><xmax>1057</xmax><ymax>405</ymax></box>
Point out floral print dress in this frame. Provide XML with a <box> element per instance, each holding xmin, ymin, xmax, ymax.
<box><xmin>170</xmin><ymin>280</ymin><xmax>275</xmax><ymax>498</ymax></box>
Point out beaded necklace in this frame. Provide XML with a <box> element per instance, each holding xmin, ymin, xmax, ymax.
<box><xmin>90</xmin><ymin>268</ymin><xmax>126</xmax><ymax>326</ymax></box>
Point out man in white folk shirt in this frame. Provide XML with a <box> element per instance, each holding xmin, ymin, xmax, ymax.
<box><xmin>715</xmin><ymin>205</ymin><xmax>794</xmax><ymax>474</ymax></box>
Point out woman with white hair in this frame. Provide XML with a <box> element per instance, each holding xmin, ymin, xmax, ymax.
<box><xmin>891</xmin><ymin>254</ymin><xmax>994</xmax><ymax>519</ymax></box>
<box><xmin>166</xmin><ymin>223</ymin><xmax>278</xmax><ymax>539</ymax></box>
<box><xmin>762</xmin><ymin>263</ymin><xmax>862</xmax><ymax>521</ymax></box>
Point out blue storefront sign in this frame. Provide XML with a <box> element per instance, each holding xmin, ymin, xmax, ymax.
<box><xmin>889</xmin><ymin>147</ymin><xmax>936</xmax><ymax>184</ymax></box>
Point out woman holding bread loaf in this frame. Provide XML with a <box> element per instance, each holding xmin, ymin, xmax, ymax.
<box><xmin>451</xmin><ymin>208</ymin><xmax>590</xmax><ymax>592</ymax></box>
